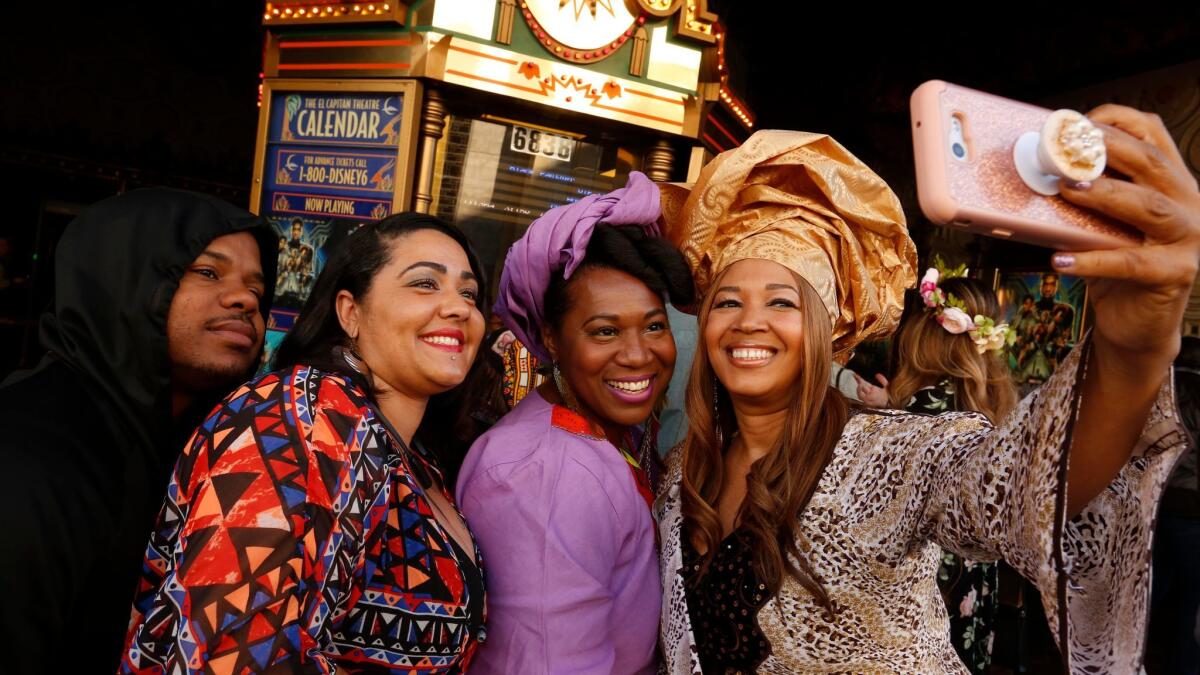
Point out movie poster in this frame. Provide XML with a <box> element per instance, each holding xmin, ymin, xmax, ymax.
<box><xmin>995</xmin><ymin>270</ymin><xmax>1087</xmax><ymax>390</ymax></box>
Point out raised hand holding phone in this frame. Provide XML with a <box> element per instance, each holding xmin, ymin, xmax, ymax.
<box><xmin>1053</xmin><ymin>104</ymin><xmax>1200</xmax><ymax>368</ymax></box>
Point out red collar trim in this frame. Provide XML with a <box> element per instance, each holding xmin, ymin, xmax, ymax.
<box><xmin>550</xmin><ymin>404</ymin><xmax>607</xmax><ymax>441</ymax></box>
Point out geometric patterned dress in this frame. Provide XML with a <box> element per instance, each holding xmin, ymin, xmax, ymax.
<box><xmin>120</xmin><ymin>365</ymin><xmax>485</xmax><ymax>674</ymax></box>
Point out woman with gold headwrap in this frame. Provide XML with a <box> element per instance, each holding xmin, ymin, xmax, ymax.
<box><xmin>655</xmin><ymin>105</ymin><xmax>1200</xmax><ymax>674</ymax></box>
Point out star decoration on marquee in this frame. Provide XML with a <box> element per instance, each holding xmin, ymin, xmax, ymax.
<box><xmin>559</xmin><ymin>0</ymin><xmax>615</xmax><ymax>19</ymax></box>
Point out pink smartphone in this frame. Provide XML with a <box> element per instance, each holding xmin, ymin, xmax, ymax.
<box><xmin>911</xmin><ymin>80</ymin><xmax>1140</xmax><ymax>250</ymax></box>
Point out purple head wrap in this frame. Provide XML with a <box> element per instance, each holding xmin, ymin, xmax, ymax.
<box><xmin>493</xmin><ymin>171</ymin><xmax>662</xmax><ymax>363</ymax></box>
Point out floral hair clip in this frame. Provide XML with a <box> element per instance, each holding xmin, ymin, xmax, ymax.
<box><xmin>918</xmin><ymin>266</ymin><xmax>1015</xmax><ymax>354</ymax></box>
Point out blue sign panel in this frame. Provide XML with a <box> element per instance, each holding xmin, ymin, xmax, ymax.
<box><xmin>260</xmin><ymin>89</ymin><xmax>407</xmax><ymax>320</ymax></box>
<box><xmin>268</xmin><ymin>92</ymin><xmax>403</xmax><ymax>147</ymax></box>
<box><xmin>266</xmin><ymin>146</ymin><xmax>397</xmax><ymax>197</ymax></box>
<box><xmin>267</xmin><ymin>190</ymin><xmax>391</xmax><ymax>222</ymax></box>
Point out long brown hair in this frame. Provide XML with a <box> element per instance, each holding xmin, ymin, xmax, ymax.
<box><xmin>680</xmin><ymin>271</ymin><xmax>848</xmax><ymax>614</ymax></box>
<box><xmin>888</xmin><ymin>277</ymin><xmax>1018</xmax><ymax>424</ymax></box>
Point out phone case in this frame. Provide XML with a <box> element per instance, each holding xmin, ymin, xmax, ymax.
<box><xmin>910</xmin><ymin>80</ymin><xmax>1139</xmax><ymax>250</ymax></box>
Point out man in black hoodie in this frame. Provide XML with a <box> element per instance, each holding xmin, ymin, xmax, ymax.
<box><xmin>0</xmin><ymin>188</ymin><xmax>277</xmax><ymax>673</ymax></box>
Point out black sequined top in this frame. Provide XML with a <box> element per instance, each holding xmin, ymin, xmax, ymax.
<box><xmin>681</xmin><ymin>530</ymin><xmax>771</xmax><ymax>674</ymax></box>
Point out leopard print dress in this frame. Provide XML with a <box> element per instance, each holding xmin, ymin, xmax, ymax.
<box><xmin>656</xmin><ymin>343</ymin><xmax>1188</xmax><ymax>674</ymax></box>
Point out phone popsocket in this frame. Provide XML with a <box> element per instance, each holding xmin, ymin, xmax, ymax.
<box><xmin>1013</xmin><ymin>110</ymin><xmax>1107</xmax><ymax>196</ymax></box>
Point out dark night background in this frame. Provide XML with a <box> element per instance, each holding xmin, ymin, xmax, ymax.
<box><xmin>0</xmin><ymin>2</ymin><xmax>1197</xmax><ymax>365</ymax></box>
<box><xmin>3</xmin><ymin>4</ymin><xmax>1197</xmax><ymax>205</ymax></box>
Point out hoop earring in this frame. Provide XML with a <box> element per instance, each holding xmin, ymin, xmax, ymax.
<box><xmin>335</xmin><ymin>339</ymin><xmax>371</xmax><ymax>380</ymax></box>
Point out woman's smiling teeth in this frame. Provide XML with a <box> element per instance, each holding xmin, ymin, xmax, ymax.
<box><xmin>730</xmin><ymin>347</ymin><xmax>775</xmax><ymax>362</ymax></box>
<box><xmin>420</xmin><ymin>334</ymin><xmax>464</xmax><ymax>353</ymax></box>
<box><xmin>606</xmin><ymin>378</ymin><xmax>651</xmax><ymax>393</ymax></box>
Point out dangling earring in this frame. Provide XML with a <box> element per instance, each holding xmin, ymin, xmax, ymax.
<box><xmin>552</xmin><ymin>362</ymin><xmax>580</xmax><ymax>412</ymax></box>
<box><xmin>712</xmin><ymin>379</ymin><xmax>724</xmax><ymax>448</ymax></box>
<box><xmin>335</xmin><ymin>338</ymin><xmax>371</xmax><ymax>380</ymax></box>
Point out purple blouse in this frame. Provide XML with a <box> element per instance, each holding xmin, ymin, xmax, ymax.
<box><xmin>456</xmin><ymin>391</ymin><xmax>660</xmax><ymax>674</ymax></box>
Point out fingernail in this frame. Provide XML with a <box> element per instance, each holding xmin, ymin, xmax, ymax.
<box><xmin>1067</xmin><ymin>180</ymin><xmax>1092</xmax><ymax>190</ymax></box>
<box><xmin>1052</xmin><ymin>253</ymin><xmax>1075</xmax><ymax>269</ymax></box>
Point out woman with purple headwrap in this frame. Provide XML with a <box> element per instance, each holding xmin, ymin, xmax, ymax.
<box><xmin>456</xmin><ymin>172</ymin><xmax>694</xmax><ymax>674</ymax></box>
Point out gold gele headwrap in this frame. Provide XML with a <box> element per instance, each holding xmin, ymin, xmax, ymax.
<box><xmin>658</xmin><ymin>130</ymin><xmax>917</xmax><ymax>358</ymax></box>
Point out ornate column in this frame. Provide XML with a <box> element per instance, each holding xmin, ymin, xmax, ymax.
<box><xmin>644</xmin><ymin>139</ymin><xmax>675</xmax><ymax>182</ymax></box>
<box><xmin>413</xmin><ymin>88</ymin><xmax>447</xmax><ymax>213</ymax></box>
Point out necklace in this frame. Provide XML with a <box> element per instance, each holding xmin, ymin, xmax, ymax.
<box><xmin>372</xmin><ymin>410</ymin><xmax>476</xmax><ymax>563</ymax></box>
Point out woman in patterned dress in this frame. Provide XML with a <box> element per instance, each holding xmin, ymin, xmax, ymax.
<box><xmin>655</xmin><ymin>106</ymin><xmax>1200</xmax><ymax>674</ymax></box>
<box><xmin>888</xmin><ymin>275</ymin><xmax>1019</xmax><ymax>673</ymax></box>
<box><xmin>121</xmin><ymin>214</ymin><xmax>489</xmax><ymax>673</ymax></box>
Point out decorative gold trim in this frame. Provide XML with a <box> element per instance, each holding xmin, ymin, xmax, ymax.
<box><xmin>674</xmin><ymin>0</ymin><xmax>716</xmax><ymax>44</ymax></box>
<box><xmin>686</xmin><ymin>145</ymin><xmax>710</xmax><ymax>182</ymax></box>
<box><xmin>496</xmin><ymin>0</ymin><xmax>518</xmax><ymax>44</ymax></box>
<box><xmin>644</xmin><ymin>138</ymin><xmax>675</xmax><ymax>181</ymax></box>
<box><xmin>263</xmin><ymin>32</ymin><xmax>282</xmax><ymax>78</ymax></box>
<box><xmin>414</xmin><ymin>87</ymin><xmax>446</xmax><ymax>213</ymax></box>
<box><xmin>479</xmin><ymin>114</ymin><xmax>585</xmax><ymax>139</ymax></box>
<box><xmin>629</xmin><ymin>26</ymin><xmax>648</xmax><ymax>78</ymax></box>
<box><xmin>434</xmin><ymin>35</ymin><xmax>691</xmax><ymax>135</ymax></box>
<box><xmin>263</xmin><ymin>1</ymin><xmax>408</xmax><ymax>25</ymax></box>
<box><xmin>250</xmin><ymin>78</ymin><xmax>423</xmax><ymax>216</ymax></box>
<box><xmin>266</xmin><ymin>32</ymin><xmax>420</xmax><ymax>79</ymax></box>
<box><xmin>635</xmin><ymin>0</ymin><xmax>682</xmax><ymax>18</ymax></box>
